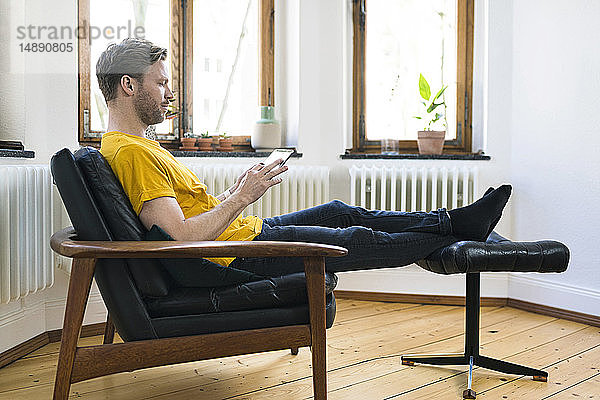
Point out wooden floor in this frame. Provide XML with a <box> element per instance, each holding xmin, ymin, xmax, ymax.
<box><xmin>1</xmin><ymin>299</ymin><xmax>599</xmax><ymax>399</ymax></box>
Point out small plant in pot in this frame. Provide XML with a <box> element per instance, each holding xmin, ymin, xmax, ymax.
<box><xmin>197</xmin><ymin>131</ymin><xmax>213</xmax><ymax>151</ymax></box>
<box><xmin>179</xmin><ymin>131</ymin><xmax>199</xmax><ymax>151</ymax></box>
<box><xmin>218</xmin><ymin>132</ymin><xmax>234</xmax><ymax>152</ymax></box>
<box><xmin>415</xmin><ymin>74</ymin><xmax>447</xmax><ymax>155</ymax></box>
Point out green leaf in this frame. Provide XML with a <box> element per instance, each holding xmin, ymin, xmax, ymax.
<box><xmin>432</xmin><ymin>85</ymin><xmax>447</xmax><ymax>102</ymax></box>
<box><xmin>419</xmin><ymin>74</ymin><xmax>431</xmax><ymax>100</ymax></box>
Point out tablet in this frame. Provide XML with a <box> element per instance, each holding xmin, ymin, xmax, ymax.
<box><xmin>262</xmin><ymin>149</ymin><xmax>295</xmax><ymax>167</ymax></box>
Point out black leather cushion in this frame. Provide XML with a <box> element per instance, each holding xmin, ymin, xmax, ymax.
<box><xmin>144</xmin><ymin>225</ymin><xmax>262</xmax><ymax>287</ymax></box>
<box><xmin>51</xmin><ymin>149</ymin><xmax>158</xmax><ymax>341</ymax></box>
<box><xmin>74</xmin><ymin>147</ymin><xmax>173</xmax><ymax>297</ymax></box>
<box><xmin>151</xmin><ymin>294</ymin><xmax>337</xmax><ymax>337</ymax></box>
<box><xmin>143</xmin><ymin>224</ymin><xmax>339</xmax><ymax>317</ymax></box>
<box><xmin>418</xmin><ymin>231</ymin><xmax>570</xmax><ymax>275</ymax></box>
<box><xmin>51</xmin><ymin>148</ymin><xmax>113</xmax><ymax>242</ymax></box>
<box><xmin>146</xmin><ymin>271</ymin><xmax>338</xmax><ymax>317</ymax></box>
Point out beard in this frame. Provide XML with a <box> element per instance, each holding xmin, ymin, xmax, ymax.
<box><xmin>134</xmin><ymin>87</ymin><xmax>165</xmax><ymax>126</ymax></box>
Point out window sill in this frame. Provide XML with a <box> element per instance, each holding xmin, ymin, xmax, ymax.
<box><xmin>340</xmin><ymin>153</ymin><xmax>490</xmax><ymax>161</ymax></box>
<box><xmin>0</xmin><ymin>149</ymin><xmax>35</xmax><ymax>158</ymax></box>
<box><xmin>171</xmin><ymin>150</ymin><xmax>303</xmax><ymax>159</ymax></box>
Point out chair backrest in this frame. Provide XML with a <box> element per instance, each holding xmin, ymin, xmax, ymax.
<box><xmin>73</xmin><ymin>147</ymin><xmax>173</xmax><ymax>296</ymax></box>
<box><xmin>51</xmin><ymin>148</ymin><xmax>170</xmax><ymax>340</ymax></box>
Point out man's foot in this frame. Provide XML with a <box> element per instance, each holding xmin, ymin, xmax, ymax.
<box><xmin>482</xmin><ymin>187</ymin><xmax>503</xmax><ymax>239</ymax></box>
<box><xmin>448</xmin><ymin>185</ymin><xmax>511</xmax><ymax>241</ymax></box>
<box><xmin>481</xmin><ymin>187</ymin><xmax>501</xmax><ymax>239</ymax></box>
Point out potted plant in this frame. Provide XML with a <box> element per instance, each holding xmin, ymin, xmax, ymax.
<box><xmin>179</xmin><ymin>131</ymin><xmax>198</xmax><ymax>151</ymax></box>
<box><xmin>415</xmin><ymin>74</ymin><xmax>447</xmax><ymax>155</ymax></box>
<box><xmin>218</xmin><ymin>132</ymin><xmax>234</xmax><ymax>152</ymax></box>
<box><xmin>197</xmin><ymin>131</ymin><xmax>213</xmax><ymax>151</ymax></box>
<box><xmin>211</xmin><ymin>134</ymin><xmax>220</xmax><ymax>150</ymax></box>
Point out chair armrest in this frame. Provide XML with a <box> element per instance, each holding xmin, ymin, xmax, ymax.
<box><xmin>51</xmin><ymin>226</ymin><xmax>348</xmax><ymax>259</ymax></box>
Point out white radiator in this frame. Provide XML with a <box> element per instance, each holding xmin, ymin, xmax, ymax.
<box><xmin>0</xmin><ymin>163</ymin><xmax>329</xmax><ymax>303</ymax></box>
<box><xmin>349</xmin><ymin>165</ymin><xmax>479</xmax><ymax>212</ymax></box>
<box><xmin>0</xmin><ymin>166</ymin><xmax>58</xmax><ymax>303</ymax></box>
<box><xmin>187</xmin><ymin>164</ymin><xmax>330</xmax><ymax>218</ymax></box>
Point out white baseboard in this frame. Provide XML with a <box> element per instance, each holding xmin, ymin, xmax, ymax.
<box><xmin>44</xmin><ymin>291</ymin><xmax>107</xmax><ymax>331</ymax></box>
<box><xmin>508</xmin><ymin>274</ymin><xmax>600</xmax><ymax>317</ymax></box>
<box><xmin>0</xmin><ymin>283</ymin><xmax>107</xmax><ymax>353</ymax></box>
<box><xmin>335</xmin><ymin>264</ymin><xmax>510</xmax><ymax>298</ymax></box>
<box><xmin>0</xmin><ymin>295</ymin><xmax>47</xmax><ymax>354</ymax></box>
<box><xmin>335</xmin><ymin>266</ymin><xmax>599</xmax><ymax>317</ymax></box>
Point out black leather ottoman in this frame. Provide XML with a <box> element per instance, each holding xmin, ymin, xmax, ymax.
<box><xmin>403</xmin><ymin>231</ymin><xmax>570</xmax><ymax>399</ymax></box>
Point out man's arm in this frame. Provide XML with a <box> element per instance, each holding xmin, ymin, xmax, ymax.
<box><xmin>139</xmin><ymin>194</ymin><xmax>248</xmax><ymax>241</ymax></box>
<box><xmin>139</xmin><ymin>160</ymin><xmax>286</xmax><ymax>241</ymax></box>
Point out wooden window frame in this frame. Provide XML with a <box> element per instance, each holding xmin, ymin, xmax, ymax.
<box><xmin>349</xmin><ymin>0</ymin><xmax>474</xmax><ymax>154</ymax></box>
<box><xmin>77</xmin><ymin>0</ymin><xmax>275</xmax><ymax>148</ymax></box>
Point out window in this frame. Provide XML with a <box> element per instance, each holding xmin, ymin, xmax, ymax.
<box><xmin>78</xmin><ymin>0</ymin><xmax>275</xmax><ymax>147</ymax></box>
<box><xmin>78</xmin><ymin>0</ymin><xmax>181</xmax><ymax>144</ymax></box>
<box><xmin>350</xmin><ymin>0</ymin><xmax>474</xmax><ymax>154</ymax></box>
<box><xmin>193</xmin><ymin>0</ymin><xmax>259</xmax><ymax>136</ymax></box>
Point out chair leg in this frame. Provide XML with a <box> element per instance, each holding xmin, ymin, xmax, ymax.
<box><xmin>402</xmin><ymin>354</ymin><xmax>468</xmax><ymax>366</ymax></box>
<box><xmin>476</xmin><ymin>355</ymin><xmax>548</xmax><ymax>381</ymax></box>
<box><xmin>103</xmin><ymin>313</ymin><xmax>115</xmax><ymax>344</ymax></box>
<box><xmin>304</xmin><ymin>256</ymin><xmax>328</xmax><ymax>400</ymax></box>
<box><xmin>53</xmin><ymin>258</ymin><xmax>96</xmax><ymax>400</ymax></box>
<box><xmin>401</xmin><ymin>272</ymin><xmax>548</xmax><ymax>399</ymax></box>
<box><xmin>462</xmin><ymin>356</ymin><xmax>476</xmax><ymax>399</ymax></box>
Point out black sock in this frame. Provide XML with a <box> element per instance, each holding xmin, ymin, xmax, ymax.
<box><xmin>482</xmin><ymin>187</ymin><xmax>502</xmax><ymax>239</ymax></box>
<box><xmin>448</xmin><ymin>185</ymin><xmax>511</xmax><ymax>241</ymax></box>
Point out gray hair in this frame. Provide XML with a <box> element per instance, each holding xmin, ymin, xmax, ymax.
<box><xmin>96</xmin><ymin>38</ymin><xmax>167</xmax><ymax>102</ymax></box>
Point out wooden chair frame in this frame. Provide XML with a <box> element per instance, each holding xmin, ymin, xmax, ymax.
<box><xmin>50</xmin><ymin>227</ymin><xmax>347</xmax><ymax>400</ymax></box>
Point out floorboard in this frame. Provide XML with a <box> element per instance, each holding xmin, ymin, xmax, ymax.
<box><xmin>0</xmin><ymin>300</ymin><xmax>598</xmax><ymax>400</ymax></box>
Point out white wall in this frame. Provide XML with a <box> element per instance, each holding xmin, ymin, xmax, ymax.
<box><xmin>0</xmin><ymin>0</ymin><xmax>79</xmax><ymax>160</ymax></box>
<box><xmin>0</xmin><ymin>0</ymin><xmax>101</xmax><ymax>354</ymax></box>
<box><xmin>505</xmin><ymin>0</ymin><xmax>600</xmax><ymax>314</ymax></box>
<box><xmin>1</xmin><ymin>0</ymin><xmax>598</xmax><ymax>353</ymax></box>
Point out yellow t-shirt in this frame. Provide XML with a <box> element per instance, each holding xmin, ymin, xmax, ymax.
<box><xmin>99</xmin><ymin>131</ymin><xmax>263</xmax><ymax>267</ymax></box>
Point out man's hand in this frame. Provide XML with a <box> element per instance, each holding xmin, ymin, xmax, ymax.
<box><xmin>217</xmin><ymin>163</ymin><xmax>263</xmax><ymax>201</ymax></box>
<box><xmin>230</xmin><ymin>159</ymin><xmax>287</xmax><ymax>205</ymax></box>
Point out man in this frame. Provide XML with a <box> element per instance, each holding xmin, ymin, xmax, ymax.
<box><xmin>98</xmin><ymin>38</ymin><xmax>511</xmax><ymax>278</ymax></box>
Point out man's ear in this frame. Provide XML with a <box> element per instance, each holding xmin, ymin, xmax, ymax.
<box><xmin>120</xmin><ymin>75</ymin><xmax>135</xmax><ymax>96</ymax></box>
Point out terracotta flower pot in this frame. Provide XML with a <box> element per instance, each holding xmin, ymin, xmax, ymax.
<box><xmin>197</xmin><ymin>137</ymin><xmax>213</xmax><ymax>151</ymax></box>
<box><xmin>417</xmin><ymin>131</ymin><xmax>445</xmax><ymax>155</ymax></box>
<box><xmin>218</xmin><ymin>138</ymin><xmax>234</xmax><ymax>152</ymax></box>
<box><xmin>211</xmin><ymin>136</ymin><xmax>220</xmax><ymax>150</ymax></box>
<box><xmin>179</xmin><ymin>137</ymin><xmax>198</xmax><ymax>151</ymax></box>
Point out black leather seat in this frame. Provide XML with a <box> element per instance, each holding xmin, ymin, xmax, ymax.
<box><xmin>419</xmin><ymin>231</ymin><xmax>569</xmax><ymax>274</ymax></box>
<box><xmin>50</xmin><ymin>147</ymin><xmax>338</xmax><ymax>341</ymax></box>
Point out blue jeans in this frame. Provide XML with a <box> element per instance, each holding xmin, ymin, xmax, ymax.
<box><xmin>229</xmin><ymin>200</ymin><xmax>460</xmax><ymax>277</ymax></box>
